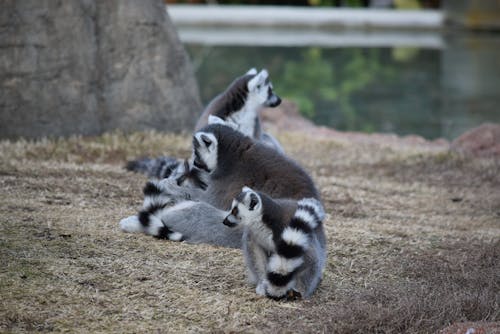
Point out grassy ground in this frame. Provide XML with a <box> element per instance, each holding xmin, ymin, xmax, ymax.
<box><xmin>0</xmin><ymin>130</ymin><xmax>499</xmax><ymax>333</ymax></box>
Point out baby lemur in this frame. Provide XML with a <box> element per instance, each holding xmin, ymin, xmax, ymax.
<box><xmin>224</xmin><ymin>187</ymin><xmax>326</xmax><ymax>299</ymax></box>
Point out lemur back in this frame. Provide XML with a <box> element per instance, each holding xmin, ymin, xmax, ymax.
<box><xmin>193</xmin><ymin>124</ymin><xmax>318</xmax><ymax>208</ymax></box>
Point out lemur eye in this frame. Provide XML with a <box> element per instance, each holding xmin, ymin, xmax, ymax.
<box><xmin>256</xmin><ymin>84</ymin><xmax>261</xmax><ymax>90</ymax></box>
<box><xmin>200</xmin><ymin>134</ymin><xmax>212</xmax><ymax>147</ymax></box>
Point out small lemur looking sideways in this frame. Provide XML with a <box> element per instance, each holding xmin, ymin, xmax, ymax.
<box><xmin>126</xmin><ymin>68</ymin><xmax>283</xmax><ymax>180</ymax></box>
<box><xmin>224</xmin><ymin>187</ymin><xmax>326</xmax><ymax>299</ymax></box>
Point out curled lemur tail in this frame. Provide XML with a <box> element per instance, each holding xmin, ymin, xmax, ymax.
<box><xmin>125</xmin><ymin>156</ymin><xmax>180</xmax><ymax>179</ymax></box>
<box><xmin>265</xmin><ymin>198</ymin><xmax>325</xmax><ymax>299</ymax></box>
<box><xmin>120</xmin><ymin>180</ymin><xmax>185</xmax><ymax>241</ymax></box>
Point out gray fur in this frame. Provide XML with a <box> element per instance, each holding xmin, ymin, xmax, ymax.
<box><xmin>153</xmin><ymin>201</ymin><xmax>242</xmax><ymax>248</ymax></box>
<box><xmin>226</xmin><ymin>190</ymin><xmax>326</xmax><ymax>299</ymax></box>
<box><xmin>125</xmin><ymin>68</ymin><xmax>284</xmax><ymax>178</ymax></box>
<box><xmin>165</xmin><ymin>124</ymin><xmax>318</xmax><ymax>207</ymax></box>
<box><xmin>120</xmin><ymin>124</ymin><xmax>320</xmax><ymax>250</ymax></box>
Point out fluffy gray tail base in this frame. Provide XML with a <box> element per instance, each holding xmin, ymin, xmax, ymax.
<box><xmin>125</xmin><ymin>156</ymin><xmax>180</xmax><ymax>179</ymax></box>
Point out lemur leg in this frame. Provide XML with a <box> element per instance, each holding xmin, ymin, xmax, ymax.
<box><xmin>242</xmin><ymin>229</ymin><xmax>269</xmax><ymax>293</ymax></box>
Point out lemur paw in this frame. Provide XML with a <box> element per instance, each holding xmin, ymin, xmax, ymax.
<box><xmin>158</xmin><ymin>178</ymin><xmax>192</xmax><ymax>200</ymax></box>
<box><xmin>265</xmin><ymin>289</ymin><xmax>302</xmax><ymax>301</ymax></box>
<box><xmin>285</xmin><ymin>289</ymin><xmax>302</xmax><ymax>301</ymax></box>
<box><xmin>119</xmin><ymin>215</ymin><xmax>142</xmax><ymax>233</ymax></box>
<box><xmin>256</xmin><ymin>282</ymin><xmax>267</xmax><ymax>296</ymax></box>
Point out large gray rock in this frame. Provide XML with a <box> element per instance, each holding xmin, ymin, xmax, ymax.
<box><xmin>0</xmin><ymin>0</ymin><xmax>201</xmax><ymax>139</ymax></box>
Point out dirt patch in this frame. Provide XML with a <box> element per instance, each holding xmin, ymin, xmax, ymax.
<box><xmin>1</xmin><ymin>130</ymin><xmax>499</xmax><ymax>333</ymax></box>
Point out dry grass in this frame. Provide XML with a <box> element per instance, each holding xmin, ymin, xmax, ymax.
<box><xmin>0</xmin><ymin>130</ymin><xmax>499</xmax><ymax>333</ymax></box>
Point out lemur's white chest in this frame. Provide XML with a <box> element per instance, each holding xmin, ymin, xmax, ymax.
<box><xmin>228</xmin><ymin>108</ymin><xmax>258</xmax><ymax>138</ymax></box>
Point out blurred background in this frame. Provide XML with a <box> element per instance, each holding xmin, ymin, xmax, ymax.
<box><xmin>166</xmin><ymin>0</ymin><xmax>500</xmax><ymax>140</ymax></box>
<box><xmin>1</xmin><ymin>0</ymin><xmax>499</xmax><ymax>140</ymax></box>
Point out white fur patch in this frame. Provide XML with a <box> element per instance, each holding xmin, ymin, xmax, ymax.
<box><xmin>208</xmin><ymin>115</ymin><xmax>239</xmax><ymax>131</ymax></box>
<box><xmin>143</xmin><ymin>195</ymin><xmax>170</xmax><ymax>211</ymax></box>
<box><xmin>119</xmin><ymin>215</ymin><xmax>142</xmax><ymax>233</ymax></box>
<box><xmin>144</xmin><ymin>214</ymin><xmax>164</xmax><ymax>236</ymax></box>
<box><xmin>194</xmin><ymin>132</ymin><xmax>218</xmax><ymax>171</ymax></box>
<box><xmin>248</xmin><ymin>221</ymin><xmax>273</xmax><ymax>251</ymax></box>
<box><xmin>294</xmin><ymin>209</ymin><xmax>318</xmax><ymax>229</ymax></box>
<box><xmin>281</xmin><ymin>227</ymin><xmax>309</xmax><ymax>249</ymax></box>
<box><xmin>267</xmin><ymin>254</ymin><xmax>303</xmax><ymax>275</ymax></box>
<box><xmin>239</xmin><ymin>204</ymin><xmax>262</xmax><ymax>225</ymax></box>
<box><xmin>169</xmin><ymin>200</ymin><xmax>197</xmax><ymax>211</ymax></box>
<box><xmin>242</xmin><ymin>186</ymin><xmax>253</xmax><ymax>193</ymax></box>
<box><xmin>168</xmin><ymin>232</ymin><xmax>183</xmax><ymax>241</ymax></box>
<box><xmin>227</xmin><ymin>109</ymin><xmax>257</xmax><ymax>137</ymax></box>
<box><xmin>208</xmin><ymin>115</ymin><xmax>224</xmax><ymax>125</ymax></box>
<box><xmin>264</xmin><ymin>278</ymin><xmax>295</xmax><ymax>298</ymax></box>
<box><xmin>246</xmin><ymin>68</ymin><xmax>258</xmax><ymax>75</ymax></box>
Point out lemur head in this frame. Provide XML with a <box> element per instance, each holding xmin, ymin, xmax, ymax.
<box><xmin>192</xmin><ymin>123</ymin><xmax>254</xmax><ymax>176</ymax></box>
<box><xmin>247</xmin><ymin>69</ymin><xmax>281</xmax><ymax>108</ymax></box>
<box><xmin>223</xmin><ymin>186</ymin><xmax>263</xmax><ymax>227</ymax></box>
<box><xmin>192</xmin><ymin>131</ymin><xmax>218</xmax><ymax>173</ymax></box>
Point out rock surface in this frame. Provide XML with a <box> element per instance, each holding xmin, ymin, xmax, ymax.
<box><xmin>0</xmin><ymin>0</ymin><xmax>201</xmax><ymax>139</ymax></box>
<box><xmin>451</xmin><ymin>123</ymin><xmax>500</xmax><ymax>157</ymax></box>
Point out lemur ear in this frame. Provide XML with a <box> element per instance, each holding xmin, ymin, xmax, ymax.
<box><xmin>200</xmin><ymin>134</ymin><xmax>212</xmax><ymax>147</ymax></box>
<box><xmin>246</xmin><ymin>68</ymin><xmax>258</xmax><ymax>75</ymax></box>
<box><xmin>248</xmin><ymin>193</ymin><xmax>260</xmax><ymax>211</ymax></box>
<box><xmin>208</xmin><ymin>115</ymin><xmax>225</xmax><ymax>125</ymax></box>
<box><xmin>242</xmin><ymin>186</ymin><xmax>253</xmax><ymax>193</ymax></box>
<box><xmin>248</xmin><ymin>69</ymin><xmax>269</xmax><ymax>91</ymax></box>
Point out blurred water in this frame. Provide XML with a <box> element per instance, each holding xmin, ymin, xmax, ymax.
<box><xmin>182</xmin><ymin>30</ymin><xmax>500</xmax><ymax>140</ymax></box>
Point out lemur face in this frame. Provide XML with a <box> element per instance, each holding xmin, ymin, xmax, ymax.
<box><xmin>247</xmin><ymin>70</ymin><xmax>281</xmax><ymax>108</ymax></box>
<box><xmin>223</xmin><ymin>187</ymin><xmax>262</xmax><ymax>227</ymax></box>
<box><xmin>192</xmin><ymin>131</ymin><xmax>218</xmax><ymax>173</ymax></box>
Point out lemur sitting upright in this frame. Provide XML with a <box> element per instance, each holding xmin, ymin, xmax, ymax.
<box><xmin>126</xmin><ymin>68</ymin><xmax>283</xmax><ymax>180</ymax></box>
<box><xmin>223</xmin><ymin>187</ymin><xmax>326</xmax><ymax>299</ymax></box>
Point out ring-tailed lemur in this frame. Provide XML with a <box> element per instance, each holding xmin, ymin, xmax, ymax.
<box><xmin>126</xmin><ymin>68</ymin><xmax>283</xmax><ymax>179</ymax></box>
<box><xmin>223</xmin><ymin>187</ymin><xmax>326</xmax><ymax>299</ymax></box>
<box><xmin>120</xmin><ymin>124</ymin><xmax>322</xmax><ymax>249</ymax></box>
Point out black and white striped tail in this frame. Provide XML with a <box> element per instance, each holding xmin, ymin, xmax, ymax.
<box><xmin>264</xmin><ymin>198</ymin><xmax>324</xmax><ymax>299</ymax></box>
<box><xmin>125</xmin><ymin>156</ymin><xmax>181</xmax><ymax>179</ymax></box>
<box><xmin>119</xmin><ymin>180</ymin><xmax>184</xmax><ymax>241</ymax></box>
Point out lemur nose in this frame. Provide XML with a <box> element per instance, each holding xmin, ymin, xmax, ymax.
<box><xmin>223</xmin><ymin>215</ymin><xmax>238</xmax><ymax>227</ymax></box>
